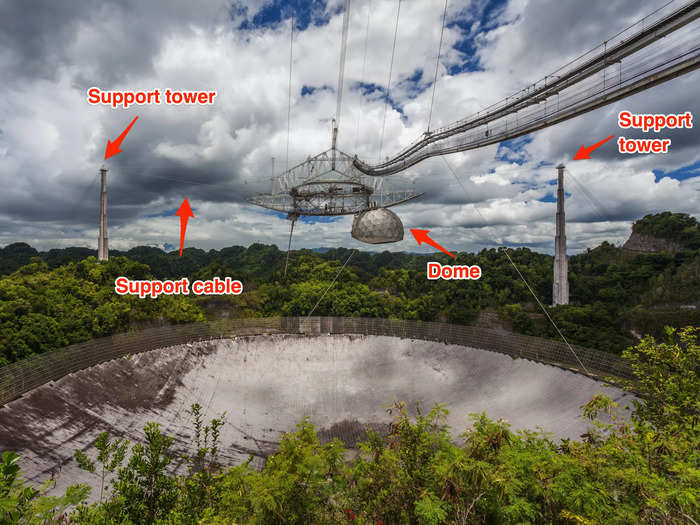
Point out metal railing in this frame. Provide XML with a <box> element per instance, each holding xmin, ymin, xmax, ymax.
<box><xmin>0</xmin><ymin>317</ymin><xmax>633</xmax><ymax>406</ymax></box>
<box><xmin>354</xmin><ymin>1</ymin><xmax>700</xmax><ymax>175</ymax></box>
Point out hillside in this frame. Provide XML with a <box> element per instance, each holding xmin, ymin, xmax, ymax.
<box><xmin>623</xmin><ymin>211</ymin><xmax>700</xmax><ymax>253</ymax></box>
<box><xmin>1</xmin><ymin>212</ymin><xmax>698</xmax><ymax>366</ymax></box>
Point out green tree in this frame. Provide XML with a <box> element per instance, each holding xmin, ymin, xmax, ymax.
<box><xmin>622</xmin><ymin>326</ymin><xmax>698</xmax><ymax>433</ymax></box>
<box><xmin>74</xmin><ymin>431</ymin><xmax>128</xmax><ymax>503</ymax></box>
<box><xmin>1</xmin><ymin>451</ymin><xmax>89</xmax><ymax>524</ymax></box>
<box><xmin>106</xmin><ymin>423</ymin><xmax>177</xmax><ymax>524</ymax></box>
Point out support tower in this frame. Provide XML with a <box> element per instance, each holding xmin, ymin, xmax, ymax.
<box><xmin>553</xmin><ymin>163</ymin><xmax>569</xmax><ymax>305</ymax></box>
<box><xmin>98</xmin><ymin>166</ymin><xmax>108</xmax><ymax>262</ymax></box>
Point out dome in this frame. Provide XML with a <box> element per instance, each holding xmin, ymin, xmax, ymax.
<box><xmin>351</xmin><ymin>207</ymin><xmax>404</xmax><ymax>244</ymax></box>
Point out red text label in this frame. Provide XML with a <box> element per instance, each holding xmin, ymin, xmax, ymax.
<box><xmin>114</xmin><ymin>276</ymin><xmax>242</xmax><ymax>298</ymax></box>
<box><xmin>427</xmin><ymin>262</ymin><xmax>482</xmax><ymax>280</ymax></box>
<box><xmin>87</xmin><ymin>87</ymin><xmax>217</xmax><ymax>109</ymax></box>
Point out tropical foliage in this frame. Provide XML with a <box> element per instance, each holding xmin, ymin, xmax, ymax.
<box><xmin>2</xmin><ymin>328</ymin><xmax>698</xmax><ymax>524</ymax></box>
<box><xmin>0</xmin><ymin>212</ymin><xmax>697</xmax><ymax>365</ymax></box>
<box><xmin>0</xmin><ymin>257</ymin><xmax>204</xmax><ymax>366</ymax></box>
<box><xmin>632</xmin><ymin>211</ymin><xmax>699</xmax><ymax>248</ymax></box>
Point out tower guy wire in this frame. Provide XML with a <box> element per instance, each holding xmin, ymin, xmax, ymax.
<box><xmin>427</xmin><ymin>0</ymin><xmax>448</xmax><ymax>133</ymax></box>
<box><xmin>565</xmin><ymin>166</ymin><xmax>616</xmax><ymax>223</ymax></box>
<box><xmin>378</xmin><ymin>0</ymin><xmax>402</xmax><ymax>162</ymax></box>
<box><xmin>354</xmin><ymin>0</ymin><xmax>372</xmax><ymax>152</ymax></box>
<box><xmin>500</xmin><ymin>247</ymin><xmax>589</xmax><ymax>375</ymax></box>
<box><xmin>441</xmin><ymin>155</ymin><xmax>590</xmax><ymax>376</ymax></box>
<box><xmin>286</xmin><ymin>9</ymin><xmax>294</xmax><ymax>172</ymax></box>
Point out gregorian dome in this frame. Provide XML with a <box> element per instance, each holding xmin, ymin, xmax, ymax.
<box><xmin>351</xmin><ymin>207</ymin><xmax>404</xmax><ymax>244</ymax></box>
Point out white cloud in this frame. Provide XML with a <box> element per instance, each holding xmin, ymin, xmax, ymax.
<box><xmin>0</xmin><ymin>0</ymin><xmax>697</xmax><ymax>255</ymax></box>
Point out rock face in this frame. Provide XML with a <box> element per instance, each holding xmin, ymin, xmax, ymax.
<box><xmin>622</xmin><ymin>232</ymin><xmax>683</xmax><ymax>254</ymax></box>
<box><xmin>623</xmin><ymin>212</ymin><xmax>698</xmax><ymax>253</ymax></box>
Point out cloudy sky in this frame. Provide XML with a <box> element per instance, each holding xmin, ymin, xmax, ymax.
<box><xmin>0</xmin><ymin>0</ymin><xmax>698</xmax><ymax>255</ymax></box>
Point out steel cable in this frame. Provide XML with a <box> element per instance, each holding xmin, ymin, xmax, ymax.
<box><xmin>378</xmin><ymin>0</ymin><xmax>402</xmax><ymax>162</ymax></box>
<box><xmin>354</xmin><ymin>0</ymin><xmax>373</xmax><ymax>152</ymax></box>
<box><xmin>427</xmin><ymin>0</ymin><xmax>449</xmax><ymax>133</ymax></box>
<box><xmin>286</xmin><ymin>10</ymin><xmax>294</xmax><ymax>171</ymax></box>
<box><xmin>442</xmin><ymin>156</ymin><xmax>591</xmax><ymax>375</ymax></box>
<box><xmin>335</xmin><ymin>0</ymin><xmax>352</xmax><ymax>139</ymax></box>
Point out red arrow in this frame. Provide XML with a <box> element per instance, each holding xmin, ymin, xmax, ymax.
<box><xmin>104</xmin><ymin>116</ymin><xmax>139</xmax><ymax>160</ymax></box>
<box><xmin>410</xmin><ymin>229</ymin><xmax>456</xmax><ymax>258</ymax></box>
<box><xmin>174</xmin><ymin>198</ymin><xmax>195</xmax><ymax>257</ymax></box>
<box><xmin>573</xmin><ymin>134</ymin><xmax>614</xmax><ymax>160</ymax></box>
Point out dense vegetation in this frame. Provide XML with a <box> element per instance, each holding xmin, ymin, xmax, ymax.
<box><xmin>1</xmin><ymin>212</ymin><xmax>697</xmax><ymax>522</ymax></box>
<box><xmin>632</xmin><ymin>211</ymin><xmax>700</xmax><ymax>248</ymax></box>
<box><xmin>0</xmin><ymin>257</ymin><xmax>203</xmax><ymax>366</ymax></box>
<box><xmin>0</xmin><ymin>213</ymin><xmax>697</xmax><ymax>365</ymax></box>
<box><xmin>2</xmin><ymin>327</ymin><xmax>698</xmax><ymax>524</ymax></box>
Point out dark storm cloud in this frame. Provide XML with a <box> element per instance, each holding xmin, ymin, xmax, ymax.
<box><xmin>0</xmin><ymin>0</ymin><xmax>256</xmax><ymax>233</ymax></box>
<box><xmin>0</xmin><ymin>1</ymin><xmax>87</xmax><ymax>80</ymax></box>
<box><xmin>0</xmin><ymin>0</ymin><xmax>229</xmax><ymax>85</ymax></box>
<box><xmin>0</xmin><ymin>0</ymin><xmax>697</xmax><ymax>253</ymax></box>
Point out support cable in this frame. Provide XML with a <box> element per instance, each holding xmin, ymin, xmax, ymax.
<box><xmin>441</xmin><ymin>156</ymin><xmax>590</xmax><ymax>375</ymax></box>
<box><xmin>335</xmin><ymin>0</ymin><xmax>352</xmax><ymax>139</ymax></box>
<box><xmin>307</xmin><ymin>249</ymin><xmax>357</xmax><ymax>318</ymax></box>
<box><xmin>565</xmin><ymin>166</ymin><xmax>616</xmax><ymax>223</ymax></box>
<box><xmin>354</xmin><ymin>0</ymin><xmax>373</xmax><ymax>152</ymax></box>
<box><xmin>286</xmin><ymin>10</ymin><xmax>294</xmax><ymax>171</ymax></box>
<box><xmin>378</xmin><ymin>0</ymin><xmax>402</xmax><ymax>162</ymax></box>
<box><xmin>427</xmin><ymin>0</ymin><xmax>449</xmax><ymax>133</ymax></box>
<box><xmin>500</xmin><ymin>247</ymin><xmax>590</xmax><ymax>375</ymax></box>
<box><xmin>108</xmin><ymin>170</ymin><xmax>232</xmax><ymax>187</ymax></box>
<box><xmin>333</xmin><ymin>0</ymin><xmax>352</xmax><ymax>168</ymax></box>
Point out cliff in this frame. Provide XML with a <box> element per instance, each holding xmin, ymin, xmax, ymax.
<box><xmin>622</xmin><ymin>232</ymin><xmax>684</xmax><ymax>254</ymax></box>
<box><xmin>623</xmin><ymin>212</ymin><xmax>698</xmax><ymax>253</ymax></box>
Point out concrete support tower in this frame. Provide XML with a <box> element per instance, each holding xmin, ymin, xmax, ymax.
<box><xmin>552</xmin><ymin>163</ymin><xmax>569</xmax><ymax>305</ymax></box>
<box><xmin>97</xmin><ymin>166</ymin><xmax>109</xmax><ymax>261</ymax></box>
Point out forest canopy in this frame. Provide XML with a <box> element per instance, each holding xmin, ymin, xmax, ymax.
<box><xmin>0</xmin><ymin>212</ymin><xmax>697</xmax><ymax>365</ymax></box>
<box><xmin>632</xmin><ymin>211</ymin><xmax>699</xmax><ymax>247</ymax></box>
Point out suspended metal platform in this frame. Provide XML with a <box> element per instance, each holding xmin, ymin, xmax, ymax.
<box><xmin>247</xmin><ymin>149</ymin><xmax>422</xmax><ymax>216</ymax></box>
